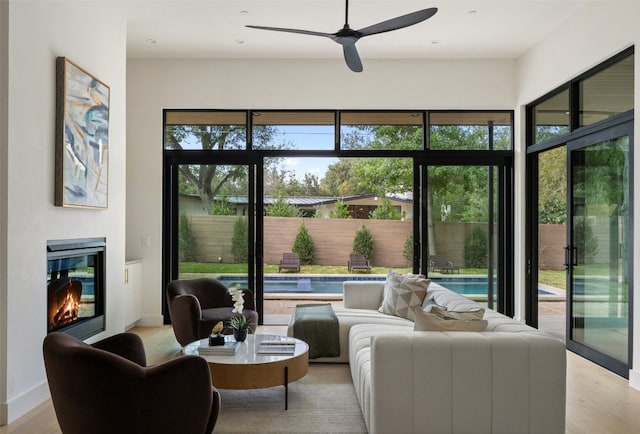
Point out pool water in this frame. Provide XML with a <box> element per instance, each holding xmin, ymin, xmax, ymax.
<box><xmin>218</xmin><ymin>276</ymin><xmax>552</xmax><ymax>296</ymax></box>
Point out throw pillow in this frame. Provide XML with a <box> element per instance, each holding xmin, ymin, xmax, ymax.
<box><xmin>428</xmin><ymin>305</ymin><xmax>485</xmax><ymax>320</ymax></box>
<box><xmin>414</xmin><ymin>307</ymin><xmax>488</xmax><ymax>332</ymax></box>
<box><xmin>378</xmin><ymin>271</ymin><xmax>430</xmax><ymax>321</ymax></box>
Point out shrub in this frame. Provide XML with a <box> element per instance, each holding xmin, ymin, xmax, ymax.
<box><xmin>210</xmin><ymin>194</ymin><xmax>235</xmax><ymax>215</ymax></box>
<box><xmin>178</xmin><ymin>213</ymin><xmax>196</xmax><ymax>261</ymax></box>
<box><xmin>353</xmin><ymin>225</ymin><xmax>374</xmax><ymax>263</ymax></box>
<box><xmin>266</xmin><ymin>195</ymin><xmax>301</xmax><ymax>217</ymax></box>
<box><xmin>403</xmin><ymin>233</ymin><xmax>413</xmax><ymax>266</ymax></box>
<box><xmin>292</xmin><ymin>223</ymin><xmax>314</xmax><ymax>264</ymax></box>
<box><xmin>231</xmin><ymin>217</ymin><xmax>248</xmax><ymax>262</ymax></box>
<box><xmin>369</xmin><ymin>197</ymin><xmax>402</xmax><ymax>220</ymax></box>
<box><xmin>464</xmin><ymin>225</ymin><xmax>487</xmax><ymax>268</ymax></box>
<box><xmin>329</xmin><ymin>200</ymin><xmax>352</xmax><ymax>218</ymax></box>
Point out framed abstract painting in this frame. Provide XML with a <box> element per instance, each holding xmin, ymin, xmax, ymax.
<box><xmin>55</xmin><ymin>57</ymin><xmax>110</xmax><ymax>208</ymax></box>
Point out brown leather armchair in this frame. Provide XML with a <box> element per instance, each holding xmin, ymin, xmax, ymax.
<box><xmin>166</xmin><ymin>277</ymin><xmax>259</xmax><ymax>347</ymax></box>
<box><xmin>43</xmin><ymin>332</ymin><xmax>220</xmax><ymax>434</ymax></box>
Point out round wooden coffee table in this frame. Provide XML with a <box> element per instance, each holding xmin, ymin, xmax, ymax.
<box><xmin>185</xmin><ymin>334</ymin><xmax>309</xmax><ymax>409</ymax></box>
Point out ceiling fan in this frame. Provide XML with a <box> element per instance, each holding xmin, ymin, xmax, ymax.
<box><xmin>246</xmin><ymin>1</ymin><xmax>438</xmax><ymax>73</ymax></box>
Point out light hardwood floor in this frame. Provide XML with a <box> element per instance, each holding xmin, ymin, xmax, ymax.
<box><xmin>4</xmin><ymin>325</ymin><xmax>640</xmax><ymax>433</ymax></box>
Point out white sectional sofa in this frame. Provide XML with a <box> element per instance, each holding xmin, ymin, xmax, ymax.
<box><xmin>288</xmin><ymin>280</ymin><xmax>566</xmax><ymax>434</ymax></box>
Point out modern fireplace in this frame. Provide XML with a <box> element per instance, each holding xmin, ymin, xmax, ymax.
<box><xmin>47</xmin><ymin>237</ymin><xmax>106</xmax><ymax>339</ymax></box>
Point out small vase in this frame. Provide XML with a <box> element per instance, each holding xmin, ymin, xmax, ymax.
<box><xmin>233</xmin><ymin>328</ymin><xmax>248</xmax><ymax>342</ymax></box>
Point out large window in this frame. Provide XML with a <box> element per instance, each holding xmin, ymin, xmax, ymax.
<box><xmin>164</xmin><ymin>109</ymin><xmax>514</xmax><ymax>323</ymax></box>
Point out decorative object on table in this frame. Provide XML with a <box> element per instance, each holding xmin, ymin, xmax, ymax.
<box><xmin>199</xmin><ymin>339</ymin><xmax>239</xmax><ymax>356</ymax></box>
<box><xmin>208</xmin><ymin>321</ymin><xmax>225</xmax><ymax>346</ymax></box>
<box><xmin>55</xmin><ymin>57</ymin><xmax>110</xmax><ymax>208</ymax></box>
<box><xmin>228</xmin><ymin>286</ymin><xmax>253</xmax><ymax>342</ymax></box>
<box><xmin>257</xmin><ymin>337</ymin><xmax>296</xmax><ymax>355</ymax></box>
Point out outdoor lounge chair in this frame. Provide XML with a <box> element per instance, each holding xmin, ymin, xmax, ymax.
<box><xmin>348</xmin><ymin>253</ymin><xmax>372</xmax><ymax>273</ymax></box>
<box><xmin>279</xmin><ymin>252</ymin><xmax>301</xmax><ymax>272</ymax></box>
<box><xmin>428</xmin><ymin>255</ymin><xmax>460</xmax><ymax>274</ymax></box>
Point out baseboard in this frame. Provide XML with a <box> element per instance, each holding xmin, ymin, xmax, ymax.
<box><xmin>138</xmin><ymin>314</ymin><xmax>164</xmax><ymax>327</ymax></box>
<box><xmin>629</xmin><ymin>368</ymin><xmax>640</xmax><ymax>391</ymax></box>
<box><xmin>0</xmin><ymin>381</ymin><xmax>50</xmax><ymax>425</ymax></box>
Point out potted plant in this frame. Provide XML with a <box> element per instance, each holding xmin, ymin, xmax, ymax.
<box><xmin>228</xmin><ymin>286</ymin><xmax>253</xmax><ymax>341</ymax></box>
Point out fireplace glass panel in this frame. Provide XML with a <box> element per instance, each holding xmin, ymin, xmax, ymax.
<box><xmin>47</xmin><ymin>238</ymin><xmax>105</xmax><ymax>338</ymax></box>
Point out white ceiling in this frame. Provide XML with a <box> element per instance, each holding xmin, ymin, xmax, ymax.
<box><xmin>125</xmin><ymin>0</ymin><xmax>590</xmax><ymax>62</ymax></box>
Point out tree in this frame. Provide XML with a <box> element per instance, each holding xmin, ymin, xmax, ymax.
<box><xmin>292</xmin><ymin>223</ymin><xmax>314</xmax><ymax>264</ymax></box>
<box><xmin>538</xmin><ymin>146</ymin><xmax>567</xmax><ymax>224</ymax></box>
<box><xmin>329</xmin><ymin>200</ymin><xmax>352</xmax><ymax>218</ymax></box>
<box><xmin>369</xmin><ymin>197</ymin><xmax>402</xmax><ymax>220</ymax></box>
<box><xmin>166</xmin><ymin>124</ymin><xmax>284</xmax><ymax>213</ymax></box>
<box><xmin>353</xmin><ymin>225</ymin><xmax>374</xmax><ymax>263</ymax></box>
<box><xmin>231</xmin><ymin>217</ymin><xmax>248</xmax><ymax>262</ymax></box>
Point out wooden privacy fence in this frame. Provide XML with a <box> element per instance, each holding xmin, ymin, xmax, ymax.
<box><xmin>187</xmin><ymin>215</ymin><xmax>412</xmax><ymax>268</ymax></box>
<box><xmin>186</xmin><ymin>215</ymin><xmax>570</xmax><ymax>270</ymax></box>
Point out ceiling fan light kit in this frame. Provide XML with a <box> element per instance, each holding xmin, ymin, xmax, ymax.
<box><xmin>246</xmin><ymin>1</ymin><xmax>437</xmax><ymax>72</ymax></box>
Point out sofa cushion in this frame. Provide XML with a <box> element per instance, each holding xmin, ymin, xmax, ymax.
<box><xmin>378</xmin><ymin>272</ymin><xmax>430</xmax><ymax>321</ymax></box>
<box><xmin>413</xmin><ymin>307</ymin><xmax>488</xmax><ymax>331</ymax></box>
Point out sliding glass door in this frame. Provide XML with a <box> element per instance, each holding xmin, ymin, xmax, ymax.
<box><xmin>566</xmin><ymin>120</ymin><xmax>632</xmax><ymax>377</ymax></box>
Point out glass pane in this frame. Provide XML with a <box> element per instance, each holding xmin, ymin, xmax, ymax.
<box><xmin>340</xmin><ymin>112</ymin><xmax>423</xmax><ymax>150</ymax></box>
<box><xmin>260</xmin><ymin>155</ymin><xmax>413</xmax><ymax>324</ymax></box>
<box><xmin>571</xmin><ymin>136</ymin><xmax>629</xmax><ymax>363</ymax></box>
<box><xmin>429</xmin><ymin>112</ymin><xmax>512</xmax><ymax>150</ymax></box>
<box><xmin>537</xmin><ymin>146</ymin><xmax>567</xmax><ymax>341</ymax></box>
<box><xmin>177</xmin><ymin>164</ymin><xmax>249</xmax><ymax>280</ymax></box>
<box><xmin>251</xmin><ymin>111</ymin><xmax>335</xmax><ymax>150</ymax></box>
<box><xmin>165</xmin><ymin>111</ymin><xmax>247</xmax><ymax>150</ymax></box>
<box><xmin>427</xmin><ymin>165</ymin><xmax>497</xmax><ymax>308</ymax></box>
<box><xmin>580</xmin><ymin>54</ymin><xmax>634</xmax><ymax>127</ymax></box>
<box><xmin>532</xmin><ymin>89</ymin><xmax>570</xmax><ymax>144</ymax></box>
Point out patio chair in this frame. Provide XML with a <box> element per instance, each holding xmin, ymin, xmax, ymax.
<box><xmin>279</xmin><ymin>252</ymin><xmax>301</xmax><ymax>273</ymax></box>
<box><xmin>428</xmin><ymin>255</ymin><xmax>460</xmax><ymax>274</ymax></box>
<box><xmin>348</xmin><ymin>253</ymin><xmax>372</xmax><ymax>273</ymax></box>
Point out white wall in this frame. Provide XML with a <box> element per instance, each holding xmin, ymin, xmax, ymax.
<box><xmin>515</xmin><ymin>2</ymin><xmax>640</xmax><ymax>388</ymax></box>
<box><xmin>125</xmin><ymin>57</ymin><xmax>518</xmax><ymax>329</ymax></box>
<box><xmin>1</xmin><ymin>1</ymin><xmax>128</xmax><ymax>424</ymax></box>
<box><xmin>0</xmin><ymin>0</ymin><xmax>9</xmax><ymax>424</ymax></box>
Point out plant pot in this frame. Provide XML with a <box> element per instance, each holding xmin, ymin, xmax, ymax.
<box><xmin>233</xmin><ymin>328</ymin><xmax>248</xmax><ymax>342</ymax></box>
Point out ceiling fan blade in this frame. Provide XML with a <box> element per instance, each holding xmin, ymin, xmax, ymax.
<box><xmin>343</xmin><ymin>43</ymin><xmax>363</xmax><ymax>73</ymax></box>
<box><xmin>246</xmin><ymin>25</ymin><xmax>333</xmax><ymax>39</ymax></box>
<box><xmin>357</xmin><ymin>7</ymin><xmax>438</xmax><ymax>37</ymax></box>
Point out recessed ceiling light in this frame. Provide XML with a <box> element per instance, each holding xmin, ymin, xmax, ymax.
<box><xmin>145</xmin><ymin>38</ymin><xmax>157</xmax><ymax>44</ymax></box>
<box><xmin>468</xmin><ymin>10</ymin><xmax>478</xmax><ymax>15</ymax></box>
<box><xmin>235</xmin><ymin>39</ymin><xmax>245</xmax><ymax>44</ymax></box>
<box><xmin>240</xmin><ymin>10</ymin><xmax>249</xmax><ymax>15</ymax></box>
<box><xmin>431</xmin><ymin>40</ymin><xmax>441</xmax><ymax>45</ymax></box>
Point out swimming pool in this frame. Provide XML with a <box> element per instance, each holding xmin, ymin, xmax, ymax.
<box><xmin>217</xmin><ymin>275</ymin><xmax>552</xmax><ymax>296</ymax></box>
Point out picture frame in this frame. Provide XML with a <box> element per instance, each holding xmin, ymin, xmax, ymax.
<box><xmin>55</xmin><ymin>57</ymin><xmax>110</xmax><ymax>208</ymax></box>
